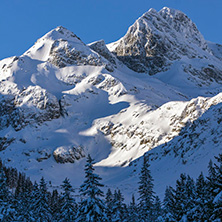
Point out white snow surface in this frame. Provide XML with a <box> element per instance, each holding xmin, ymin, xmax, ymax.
<box><xmin>0</xmin><ymin>8</ymin><xmax>222</xmax><ymax>200</ymax></box>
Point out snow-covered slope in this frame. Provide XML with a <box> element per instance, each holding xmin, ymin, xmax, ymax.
<box><xmin>0</xmin><ymin>7</ymin><xmax>222</xmax><ymax>197</ymax></box>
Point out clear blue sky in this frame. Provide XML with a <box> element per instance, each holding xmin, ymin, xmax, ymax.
<box><xmin>1</xmin><ymin>0</ymin><xmax>222</xmax><ymax>60</ymax></box>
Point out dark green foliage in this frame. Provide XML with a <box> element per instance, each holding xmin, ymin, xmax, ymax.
<box><xmin>153</xmin><ymin>196</ymin><xmax>163</xmax><ymax>221</ymax></box>
<box><xmin>138</xmin><ymin>155</ymin><xmax>155</xmax><ymax>221</ymax></box>
<box><xmin>127</xmin><ymin>194</ymin><xmax>139</xmax><ymax>222</ymax></box>
<box><xmin>0</xmin><ymin>167</ymin><xmax>16</xmax><ymax>221</ymax></box>
<box><xmin>210</xmin><ymin>154</ymin><xmax>222</xmax><ymax>221</ymax></box>
<box><xmin>50</xmin><ymin>189</ymin><xmax>61</xmax><ymax>220</ymax></box>
<box><xmin>57</xmin><ymin>178</ymin><xmax>77</xmax><ymax>221</ymax></box>
<box><xmin>15</xmin><ymin>177</ymin><xmax>33</xmax><ymax>221</ymax></box>
<box><xmin>78</xmin><ymin>154</ymin><xmax>107</xmax><ymax>222</ymax></box>
<box><xmin>105</xmin><ymin>188</ymin><xmax>113</xmax><ymax>221</ymax></box>
<box><xmin>163</xmin><ymin>186</ymin><xmax>176</xmax><ymax>221</ymax></box>
<box><xmin>191</xmin><ymin>172</ymin><xmax>210</xmax><ymax>221</ymax></box>
<box><xmin>111</xmin><ymin>189</ymin><xmax>127</xmax><ymax>222</ymax></box>
<box><xmin>30</xmin><ymin>177</ymin><xmax>52</xmax><ymax>221</ymax></box>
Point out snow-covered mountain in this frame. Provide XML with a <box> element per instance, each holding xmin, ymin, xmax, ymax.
<box><xmin>0</xmin><ymin>7</ymin><xmax>222</xmax><ymax>197</ymax></box>
<box><xmin>108</xmin><ymin>7</ymin><xmax>222</xmax><ymax>88</ymax></box>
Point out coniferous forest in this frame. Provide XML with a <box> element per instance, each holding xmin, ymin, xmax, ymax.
<box><xmin>0</xmin><ymin>154</ymin><xmax>221</xmax><ymax>221</ymax></box>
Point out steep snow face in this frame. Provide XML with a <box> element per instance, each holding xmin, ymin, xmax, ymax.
<box><xmin>108</xmin><ymin>7</ymin><xmax>222</xmax><ymax>87</ymax></box>
<box><xmin>92</xmin><ymin>93</ymin><xmax>222</xmax><ymax>167</ymax></box>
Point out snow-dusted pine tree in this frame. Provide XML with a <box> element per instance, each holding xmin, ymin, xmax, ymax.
<box><xmin>210</xmin><ymin>154</ymin><xmax>222</xmax><ymax>221</ymax></box>
<box><xmin>0</xmin><ymin>167</ymin><xmax>15</xmax><ymax>221</ymax></box>
<box><xmin>105</xmin><ymin>188</ymin><xmax>113</xmax><ymax>221</ymax></box>
<box><xmin>50</xmin><ymin>189</ymin><xmax>61</xmax><ymax>221</ymax></box>
<box><xmin>127</xmin><ymin>194</ymin><xmax>139</xmax><ymax>222</ymax></box>
<box><xmin>173</xmin><ymin>173</ymin><xmax>188</xmax><ymax>221</ymax></box>
<box><xmin>57</xmin><ymin>177</ymin><xmax>77</xmax><ymax>221</ymax></box>
<box><xmin>30</xmin><ymin>177</ymin><xmax>52</xmax><ymax>221</ymax></box>
<box><xmin>185</xmin><ymin>175</ymin><xmax>196</xmax><ymax>220</ymax></box>
<box><xmin>191</xmin><ymin>172</ymin><xmax>210</xmax><ymax>221</ymax></box>
<box><xmin>153</xmin><ymin>196</ymin><xmax>163</xmax><ymax>221</ymax></box>
<box><xmin>163</xmin><ymin>186</ymin><xmax>176</xmax><ymax>221</ymax></box>
<box><xmin>138</xmin><ymin>155</ymin><xmax>155</xmax><ymax>222</ymax></box>
<box><xmin>15</xmin><ymin>177</ymin><xmax>33</xmax><ymax>221</ymax></box>
<box><xmin>111</xmin><ymin>189</ymin><xmax>127</xmax><ymax>222</ymax></box>
<box><xmin>77</xmin><ymin>154</ymin><xmax>107</xmax><ymax>222</ymax></box>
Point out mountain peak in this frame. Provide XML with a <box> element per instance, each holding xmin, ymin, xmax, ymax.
<box><xmin>144</xmin><ymin>8</ymin><xmax>158</xmax><ymax>16</ymax></box>
<box><xmin>108</xmin><ymin>7</ymin><xmax>211</xmax><ymax>75</ymax></box>
<box><xmin>137</xmin><ymin>7</ymin><xmax>160</xmax><ymax>24</ymax></box>
<box><xmin>24</xmin><ymin>26</ymin><xmax>83</xmax><ymax>61</ymax></box>
<box><xmin>44</xmin><ymin>26</ymin><xmax>82</xmax><ymax>42</ymax></box>
<box><xmin>159</xmin><ymin>7</ymin><xmax>183</xmax><ymax>17</ymax></box>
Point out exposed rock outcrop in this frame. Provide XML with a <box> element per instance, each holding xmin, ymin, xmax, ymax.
<box><xmin>53</xmin><ymin>145</ymin><xmax>85</xmax><ymax>163</ymax></box>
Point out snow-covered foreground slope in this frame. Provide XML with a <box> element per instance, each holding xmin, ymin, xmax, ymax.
<box><xmin>0</xmin><ymin>7</ymin><xmax>222</xmax><ymax>198</ymax></box>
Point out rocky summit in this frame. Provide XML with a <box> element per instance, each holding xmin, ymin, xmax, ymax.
<box><xmin>0</xmin><ymin>7</ymin><xmax>222</xmax><ymax>196</ymax></box>
<box><xmin>108</xmin><ymin>8</ymin><xmax>222</xmax><ymax>83</ymax></box>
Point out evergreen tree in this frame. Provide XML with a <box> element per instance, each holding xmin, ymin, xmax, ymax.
<box><xmin>191</xmin><ymin>172</ymin><xmax>210</xmax><ymax>221</ymax></box>
<box><xmin>15</xmin><ymin>172</ymin><xmax>26</xmax><ymax>198</ymax></box>
<box><xmin>212</xmin><ymin>191</ymin><xmax>222</xmax><ymax>222</ymax></box>
<box><xmin>185</xmin><ymin>175</ymin><xmax>196</xmax><ymax>220</ymax></box>
<box><xmin>78</xmin><ymin>154</ymin><xmax>107</xmax><ymax>222</ymax></box>
<box><xmin>163</xmin><ymin>186</ymin><xmax>176</xmax><ymax>221</ymax></box>
<box><xmin>57</xmin><ymin>177</ymin><xmax>77</xmax><ymax>221</ymax></box>
<box><xmin>138</xmin><ymin>155</ymin><xmax>155</xmax><ymax>222</ymax></box>
<box><xmin>111</xmin><ymin>189</ymin><xmax>127</xmax><ymax>222</ymax></box>
<box><xmin>153</xmin><ymin>196</ymin><xmax>163</xmax><ymax>221</ymax></box>
<box><xmin>173</xmin><ymin>173</ymin><xmax>188</xmax><ymax>221</ymax></box>
<box><xmin>50</xmin><ymin>189</ymin><xmax>61</xmax><ymax>221</ymax></box>
<box><xmin>127</xmin><ymin>194</ymin><xmax>139</xmax><ymax>222</ymax></box>
<box><xmin>207</xmin><ymin>159</ymin><xmax>217</xmax><ymax>194</ymax></box>
<box><xmin>15</xmin><ymin>177</ymin><xmax>33</xmax><ymax>221</ymax></box>
<box><xmin>206</xmin><ymin>159</ymin><xmax>217</xmax><ymax>217</ymax></box>
<box><xmin>0</xmin><ymin>167</ymin><xmax>16</xmax><ymax>221</ymax></box>
<box><xmin>105</xmin><ymin>188</ymin><xmax>113</xmax><ymax>221</ymax></box>
<box><xmin>5</xmin><ymin>167</ymin><xmax>18</xmax><ymax>189</ymax></box>
<box><xmin>210</xmin><ymin>154</ymin><xmax>222</xmax><ymax>221</ymax></box>
<box><xmin>30</xmin><ymin>177</ymin><xmax>52</xmax><ymax>221</ymax></box>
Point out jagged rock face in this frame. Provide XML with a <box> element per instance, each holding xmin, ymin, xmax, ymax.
<box><xmin>159</xmin><ymin>7</ymin><xmax>208</xmax><ymax>50</ymax></box>
<box><xmin>48</xmin><ymin>39</ymin><xmax>106</xmax><ymax>68</ymax></box>
<box><xmin>183</xmin><ymin>64</ymin><xmax>222</xmax><ymax>86</ymax></box>
<box><xmin>0</xmin><ymin>137</ymin><xmax>15</xmax><ymax>151</ymax></box>
<box><xmin>111</xmin><ymin>9</ymin><xmax>174</xmax><ymax>74</ymax></box>
<box><xmin>109</xmin><ymin>7</ymin><xmax>222</xmax><ymax>81</ymax></box>
<box><xmin>14</xmin><ymin>86</ymin><xmax>61</xmax><ymax>125</ymax></box>
<box><xmin>53</xmin><ymin>145</ymin><xmax>85</xmax><ymax>163</ymax></box>
<box><xmin>0</xmin><ymin>86</ymin><xmax>60</xmax><ymax>131</ymax></box>
<box><xmin>88</xmin><ymin>40</ymin><xmax>117</xmax><ymax>66</ymax></box>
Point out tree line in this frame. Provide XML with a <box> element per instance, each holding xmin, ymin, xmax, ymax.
<box><xmin>0</xmin><ymin>153</ymin><xmax>221</xmax><ymax>221</ymax></box>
